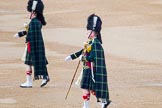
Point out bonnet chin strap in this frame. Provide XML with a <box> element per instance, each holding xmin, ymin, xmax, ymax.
<box><xmin>30</xmin><ymin>0</ymin><xmax>38</xmax><ymax>19</ymax></box>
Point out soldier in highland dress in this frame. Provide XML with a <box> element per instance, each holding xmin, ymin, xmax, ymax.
<box><xmin>65</xmin><ymin>14</ymin><xmax>111</xmax><ymax>108</ymax></box>
<box><xmin>14</xmin><ymin>0</ymin><xmax>49</xmax><ymax>88</ymax></box>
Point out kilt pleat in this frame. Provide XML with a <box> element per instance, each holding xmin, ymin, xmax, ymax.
<box><xmin>80</xmin><ymin>68</ymin><xmax>95</xmax><ymax>91</ymax></box>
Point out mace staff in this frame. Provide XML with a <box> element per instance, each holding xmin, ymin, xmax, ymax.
<box><xmin>65</xmin><ymin>60</ymin><xmax>81</xmax><ymax>100</ymax></box>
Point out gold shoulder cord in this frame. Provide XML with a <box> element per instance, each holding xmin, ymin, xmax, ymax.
<box><xmin>24</xmin><ymin>23</ymin><xmax>29</xmax><ymax>33</ymax></box>
<box><xmin>83</xmin><ymin>39</ymin><xmax>92</xmax><ymax>53</ymax></box>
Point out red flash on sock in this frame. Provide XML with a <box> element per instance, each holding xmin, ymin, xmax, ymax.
<box><xmin>83</xmin><ymin>95</ymin><xmax>88</xmax><ymax>100</ymax></box>
<box><xmin>83</xmin><ymin>93</ymin><xmax>90</xmax><ymax>100</ymax></box>
<box><xmin>26</xmin><ymin>71</ymin><xmax>32</xmax><ymax>75</ymax></box>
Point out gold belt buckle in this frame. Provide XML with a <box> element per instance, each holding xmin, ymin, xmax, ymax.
<box><xmin>83</xmin><ymin>66</ymin><xmax>90</xmax><ymax>69</ymax></box>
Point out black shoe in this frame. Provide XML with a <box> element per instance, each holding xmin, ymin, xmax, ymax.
<box><xmin>40</xmin><ymin>78</ymin><xmax>50</xmax><ymax>87</ymax></box>
<box><xmin>103</xmin><ymin>100</ymin><xmax>111</xmax><ymax>108</ymax></box>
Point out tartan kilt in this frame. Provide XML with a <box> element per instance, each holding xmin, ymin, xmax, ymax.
<box><xmin>94</xmin><ymin>68</ymin><xmax>109</xmax><ymax>99</ymax></box>
<box><xmin>24</xmin><ymin>50</ymin><xmax>48</xmax><ymax>66</ymax></box>
<box><xmin>24</xmin><ymin>49</ymin><xmax>33</xmax><ymax>65</ymax></box>
<box><xmin>80</xmin><ymin>68</ymin><xmax>95</xmax><ymax>91</ymax></box>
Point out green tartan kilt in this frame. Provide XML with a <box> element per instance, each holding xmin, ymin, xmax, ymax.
<box><xmin>80</xmin><ymin>68</ymin><xmax>95</xmax><ymax>91</ymax></box>
<box><xmin>24</xmin><ymin>50</ymin><xmax>33</xmax><ymax>65</ymax></box>
<box><xmin>24</xmin><ymin>50</ymin><xmax>48</xmax><ymax>66</ymax></box>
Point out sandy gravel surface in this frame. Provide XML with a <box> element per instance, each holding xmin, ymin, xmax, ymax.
<box><xmin>0</xmin><ymin>0</ymin><xmax>162</xmax><ymax>108</ymax></box>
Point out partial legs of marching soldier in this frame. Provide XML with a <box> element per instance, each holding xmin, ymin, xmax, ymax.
<box><xmin>14</xmin><ymin>0</ymin><xmax>50</xmax><ymax>88</ymax></box>
<box><xmin>65</xmin><ymin>14</ymin><xmax>111</xmax><ymax>108</ymax></box>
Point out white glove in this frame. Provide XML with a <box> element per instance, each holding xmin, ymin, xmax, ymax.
<box><xmin>79</xmin><ymin>55</ymin><xmax>83</xmax><ymax>61</ymax></box>
<box><xmin>65</xmin><ymin>56</ymin><xmax>72</xmax><ymax>61</ymax></box>
<box><xmin>13</xmin><ymin>33</ymin><xmax>19</xmax><ymax>38</ymax></box>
